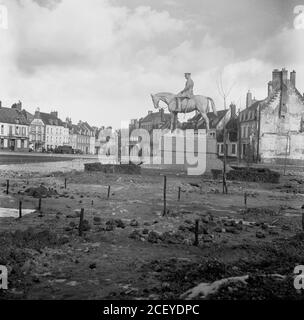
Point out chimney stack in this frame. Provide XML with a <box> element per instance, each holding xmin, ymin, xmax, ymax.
<box><xmin>12</xmin><ymin>101</ymin><xmax>22</xmax><ymax>111</ymax></box>
<box><xmin>229</xmin><ymin>103</ymin><xmax>236</xmax><ymax>118</ymax></box>
<box><xmin>282</xmin><ymin>68</ymin><xmax>288</xmax><ymax>85</ymax></box>
<box><xmin>50</xmin><ymin>111</ymin><xmax>58</xmax><ymax>118</ymax></box>
<box><xmin>272</xmin><ymin>69</ymin><xmax>281</xmax><ymax>91</ymax></box>
<box><xmin>290</xmin><ymin>70</ymin><xmax>296</xmax><ymax>87</ymax></box>
<box><xmin>34</xmin><ymin>107</ymin><xmax>40</xmax><ymax>118</ymax></box>
<box><xmin>246</xmin><ymin>90</ymin><xmax>252</xmax><ymax>108</ymax></box>
<box><xmin>268</xmin><ymin>81</ymin><xmax>273</xmax><ymax>98</ymax></box>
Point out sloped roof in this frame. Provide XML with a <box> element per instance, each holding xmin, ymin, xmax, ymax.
<box><xmin>0</xmin><ymin>107</ymin><xmax>30</xmax><ymax>125</ymax></box>
<box><xmin>40</xmin><ymin>112</ymin><xmax>64</xmax><ymax>126</ymax></box>
<box><xmin>225</xmin><ymin>116</ymin><xmax>238</xmax><ymax>130</ymax></box>
<box><xmin>243</xmin><ymin>100</ymin><xmax>261</xmax><ymax>112</ymax></box>
<box><xmin>21</xmin><ymin>109</ymin><xmax>34</xmax><ymax>122</ymax></box>
<box><xmin>182</xmin><ymin>110</ymin><xmax>228</xmax><ymax>130</ymax></box>
<box><xmin>78</xmin><ymin>121</ymin><xmax>94</xmax><ymax>132</ymax></box>
<box><xmin>140</xmin><ymin>111</ymin><xmax>171</xmax><ymax>123</ymax></box>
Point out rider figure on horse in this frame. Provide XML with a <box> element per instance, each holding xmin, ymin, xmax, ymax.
<box><xmin>176</xmin><ymin>73</ymin><xmax>194</xmax><ymax>112</ymax></box>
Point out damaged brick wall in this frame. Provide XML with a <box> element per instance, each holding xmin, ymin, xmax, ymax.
<box><xmin>260</xmin><ymin>84</ymin><xmax>304</xmax><ymax>164</ymax></box>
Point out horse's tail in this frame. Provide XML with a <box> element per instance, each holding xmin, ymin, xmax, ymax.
<box><xmin>207</xmin><ymin>97</ymin><xmax>218</xmax><ymax>116</ymax></box>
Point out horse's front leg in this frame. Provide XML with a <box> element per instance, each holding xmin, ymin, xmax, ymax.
<box><xmin>174</xmin><ymin>113</ymin><xmax>178</xmax><ymax>131</ymax></box>
<box><xmin>170</xmin><ymin>113</ymin><xmax>174</xmax><ymax>132</ymax></box>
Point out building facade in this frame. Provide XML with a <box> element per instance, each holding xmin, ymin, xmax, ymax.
<box><xmin>239</xmin><ymin>68</ymin><xmax>304</xmax><ymax>164</ymax></box>
<box><xmin>40</xmin><ymin>111</ymin><xmax>69</xmax><ymax>151</ymax></box>
<box><xmin>29</xmin><ymin>108</ymin><xmax>45</xmax><ymax>151</ymax></box>
<box><xmin>216</xmin><ymin>103</ymin><xmax>239</xmax><ymax>159</ymax></box>
<box><xmin>0</xmin><ymin>102</ymin><xmax>30</xmax><ymax>151</ymax></box>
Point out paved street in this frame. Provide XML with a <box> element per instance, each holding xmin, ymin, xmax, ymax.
<box><xmin>0</xmin><ymin>152</ymin><xmax>97</xmax><ymax>166</ymax></box>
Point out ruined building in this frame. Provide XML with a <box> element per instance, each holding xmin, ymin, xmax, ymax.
<box><xmin>239</xmin><ymin>68</ymin><xmax>304</xmax><ymax>164</ymax></box>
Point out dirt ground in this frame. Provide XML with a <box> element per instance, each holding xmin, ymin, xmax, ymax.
<box><xmin>1</xmin><ymin>165</ymin><xmax>304</xmax><ymax>300</ymax></box>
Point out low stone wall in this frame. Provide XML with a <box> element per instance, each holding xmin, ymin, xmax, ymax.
<box><xmin>84</xmin><ymin>162</ymin><xmax>141</xmax><ymax>174</ymax></box>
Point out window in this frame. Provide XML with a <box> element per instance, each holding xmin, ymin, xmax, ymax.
<box><xmin>209</xmin><ymin>131</ymin><xmax>215</xmax><ymax>138</ymax></box>
<box><xmin>0</xmin><ymin>125</ymin><xmax>4</xmax><ymax>134</ymax></box>
<box><xmin>217</xmin><ymin>143</ymin><xmax>224</xmax><ymax>155</ymax></box>
<box><xmin>231</xmin><ymin>144</ymin><xmax>237</xmax><ymax>155</ymax></box>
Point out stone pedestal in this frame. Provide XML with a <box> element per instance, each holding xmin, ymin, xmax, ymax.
<box><xmin>156</xmin><ymin>130</ymin><xmax>225</xmax><ymax>175</ymax></box>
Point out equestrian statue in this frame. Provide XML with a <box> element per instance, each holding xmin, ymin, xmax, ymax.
<box><xmin>151</xmin><ymin>73</ymin><xmax>217</xmax><ymax>132</ymax></box>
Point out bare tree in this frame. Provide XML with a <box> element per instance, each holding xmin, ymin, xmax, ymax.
<box><xmin>216</xmin><ymin>72</ymin><xmax>236</xmax><ymax>194</ymax></box>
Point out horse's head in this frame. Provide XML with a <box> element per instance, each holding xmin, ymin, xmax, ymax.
<box><xmin>151</xmin><ymin>94</ymin><xmax>160</xmax><ymax>109</ymax></box>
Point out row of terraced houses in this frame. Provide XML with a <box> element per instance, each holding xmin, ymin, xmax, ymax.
<box><xmin>0</xmin><ymin>101</ymin><xmax>97</xmax><ymax>154</ymax></box>
<box><xmin>2</xmin><ymin>68</ymin><xmax>304</xmax><ymax>163</ymax></box>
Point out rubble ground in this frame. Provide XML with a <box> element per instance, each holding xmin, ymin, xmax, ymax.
<box><xmin>0</xmin><ymin>167</ymin><xmax>304</xmax><ymax>300</ymax></box>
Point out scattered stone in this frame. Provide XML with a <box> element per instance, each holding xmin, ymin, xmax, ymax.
<box><xmin>129</xmin><ymin>230</ymin><xmax>142</xmax><ymax>240</ymax></box>
<box><xmin>142</xmin><ymin>229</ymin><xmax>149</xmax><ymax>235</ymax></box>
<box><xmin>282</xmin><ymin>225</ymin><xmax>291</xmax><ymax>231</ymax></box>
<box><xmin>269</xmin><ymin>229</ymin><xmax>279</xmax><ymax>236</ymax></box>
<box><xmin>115</xmin><ymin>219</ymin><xmax>126</xmax><ymax>229</ymax></box>
<box><xmin>147</xmin><ymin>231</ymin><xmax>160</xmax><ymax>243</ymax></box>
<box><xmin>225</xmin><ymin>227</ymin><xmax>240</xmax><ymax>234</ymax></box>
<box><xmin>82</xmin><ymin>220</ymin><xmax>91</xmax><ymax>232</ymax></box>
<box><xmin>93</xmin><ymin>217</ymin><xmax>102</xmax><ymax>225</ymax></box>
<box><xmin>105</xmin><ymin>224</ymin><xmax>115</xmax><ymax>231</ymax></box>
<box><xmin>89</xmin><ymin>263</ymin><xmax>97</xmax><ymax>269</ymax></box>
<box><xmin>214</xmin><ymin>227</ymin><xmax>223</xmax><ymax>233</ymax></box>
<box><xmin>256</xmin><ymin>231</ymin><xmax>266</xmax><ymax>239</ymax></box>
<box><xmin>130</xmin><ymin>219</ymin><xmax>139</xmax><ymax>227</ymax></box>
<box><xmin>69</xmin><ymin>221</ymin><xmax>77</xmax><ymax>228</ymax></box>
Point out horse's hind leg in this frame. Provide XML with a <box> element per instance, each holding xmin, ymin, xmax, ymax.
<box><xmin>200</xmin><ymin>112</ymin><xmax>209</xmax><ymax>131</ymax></box>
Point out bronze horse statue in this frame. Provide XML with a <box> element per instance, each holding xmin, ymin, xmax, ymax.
<box><xmin>151</xmin><ymin>92</ymin><xmax>217</xmax><ymax>131</ymax></box>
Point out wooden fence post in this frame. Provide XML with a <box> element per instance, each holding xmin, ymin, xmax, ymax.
<box><xmin>163</xmin><ymin>176</ymin><xmax>167</xmax><ymax>216</ymax></box>
<box><xmin>38</xmin><ymin>198</ymin><xmax>42</xmax><ymax>211</ymax></box>
<box><xmin>19</xmin><ymin>201</ymin><xmax>22</xmax><ymax>219</ymax></box>
<box><xmin>302</xmin><ymin>205</ymin><xmax>304</xmax><ymax>232</ymax></box>
<box><xmin>194</xmin><ymin>219</ymin><xmax>199</xmax><ymax>246</ymax></box>
<box><xmin>78</xmin><ymin>208</ymin><xmax>84</xmax><ymax>236</ymax></box>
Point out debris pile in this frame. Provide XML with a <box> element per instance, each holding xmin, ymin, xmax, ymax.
<box><xmin>24</xmin><ymin>185</ymin><xmax>58</xmax><ymax>198</ymax></box>
<box><xmin>227</xmin><ymin>167</ymin><xmax>280</xmax><ymax>183</ymax></box>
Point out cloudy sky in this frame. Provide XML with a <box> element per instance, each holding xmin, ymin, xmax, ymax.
<box><xmin>0</xmin><ymin>0</ymin><xmax>303</xmax><ymax>127</ymax></box>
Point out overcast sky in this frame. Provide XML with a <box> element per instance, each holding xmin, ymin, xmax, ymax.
<box><xmin>0</xmin><ymin>0</ymin><xmax>303</xmax><ymax>127</ymax></box>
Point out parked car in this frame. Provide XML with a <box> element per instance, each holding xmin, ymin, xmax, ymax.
<box><xmin>55</xmin><ymin>146</ymin><xmax>73</xmax><ymax>154</ymax></box>
<box><xmin>73</xmin><ymin>149</ymin><xmax>84</xmax><ymax>155</ymax></box>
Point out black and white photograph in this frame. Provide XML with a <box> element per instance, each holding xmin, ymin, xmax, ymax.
<box><xmin>0</xmin><ymin>0</ymin><xmax>304</xmax><ymax>314</ymax></box>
